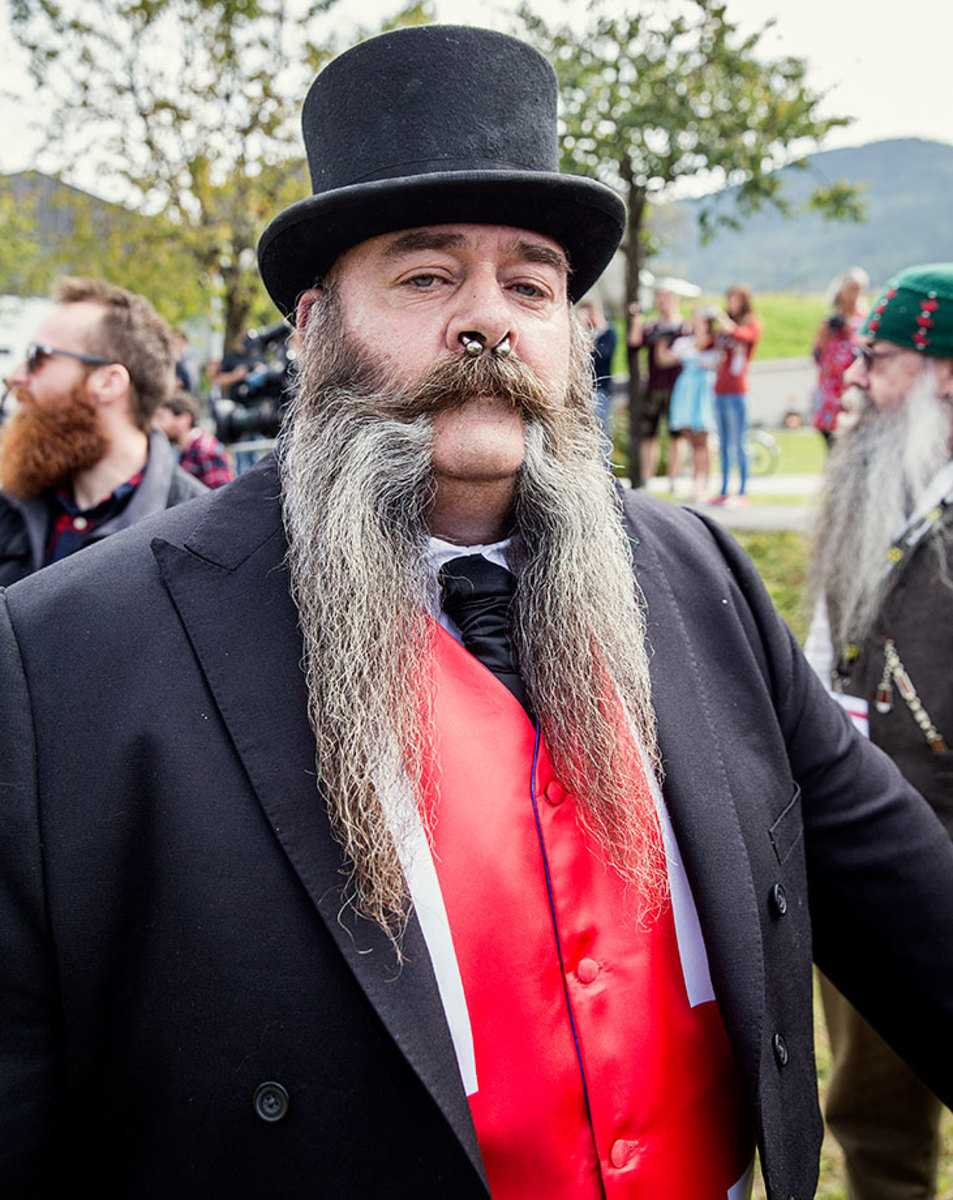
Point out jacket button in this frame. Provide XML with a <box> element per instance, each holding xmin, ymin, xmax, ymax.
<box><xmin>577</xmin><ymin>957</ymin><xmax>601</xmax><ymax>985</ymax></box>
<box><xmin>254</xmin><ymin>1081</ymin><xmax>290</xmax><ymax>1122</ymax></box>
<box><xmin>609</xmin><ymin>1138</ymin><xmax>638</xmax><ymax>1169</ymax></box>
<box><xmin>772</xmin><ymin>883</ymin><xmax>788</xmax><ymax>915</ymax></box>
<box><xmin>773</xmin><ymin>1033</ymin><xmax>789</xmax><ymax>1067</ymax></box>
<box><xmin>544</xmin><ymin>780</ymin><xmax>567</xmax><ymax>806</ymax></box>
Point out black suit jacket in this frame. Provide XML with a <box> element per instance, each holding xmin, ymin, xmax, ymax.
<box><xmin>839</xmin><ymin>506</ymin><xmax>953</xmax><ymax>831</ymax></box>
<box><xmin>3</xmin><ymin>457</ymin><xmax>953</xmax><ymax>1199</ymax></box>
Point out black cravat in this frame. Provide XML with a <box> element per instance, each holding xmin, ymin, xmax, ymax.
<box><xmin>438</xmin><ymin>554</ymin><xmax>534</xmax><ymax>719</ymax></box>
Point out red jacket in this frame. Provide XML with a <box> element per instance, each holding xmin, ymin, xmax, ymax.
<box><xmin>714</xmin><ymin>318</ymin><xmax>762</xmax><ymax>395</ymax></box>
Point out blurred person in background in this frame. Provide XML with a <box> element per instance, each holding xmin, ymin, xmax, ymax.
<box><xmin>154</xmin><ymin>390</ymin><xmax>234</xmax><ymax>490</ymax></box>
<box><xmin>0</xmin><ymin>277</ymin><xmax>205</xmax><ymax>586</ymax></box>
<box><xmin>812</xmin><ymin>267</ymin><xmax>869</xmax><ymax>446</ymax></box>
<box><xmin>656</xmin><ymin>307</ymin><xmax>719</xmax><ymax>501</ymax></box>
<box><xmin>806</xmin><ymin>263</ymin><xmax>953</xmax><ymax>1200</ymax></box>
<box><xmin>576</xmin><ymin>298</ymin><xmax>617</xmax><ymax>440</ymax></box>
<box><xmin>627</xmin><ymin>284</ymin><xmax>690</xmax><ymax>487</ymax></box>
<box><xmin>173</xmin><ymin>328</ymin><xmax>197</xmax><ymax>394</ymax></box>
<box><xmin>209</xmin><ymin>328</ymin><xmax>264</xmax><ymax>399</ymax></box>
<box><xmin>208</xmin><ymin>327</ymin><xmax>279</xmax><ymax>473</ymax></box>
<box><xmin>710</xmin><ymin>284</ymin><xmax>762</xmax><ymax>508</ymax></box>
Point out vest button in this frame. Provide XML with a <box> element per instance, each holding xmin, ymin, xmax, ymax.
<box><xmin>773</xmin><ymin>1032</ymin><xmax>789</xmax><ymax>1067</ymax></box>
<box><xmin>772</xmin><ymin>883</ymin><xmax>788</xmax><ymax>915</ymax></box>
<box><xmin>544</xmin><ymin>780</ymin><xmax>567</xmax><ymax>806</ymax></box>
<box><xmin>577</xmin><ymin>957</ymin><xmax>601</xmax><ymax>984</ymax></box>
<box><xmin>253</xmin><ymin>1081</ymin><xmax>290</xmax><ymax>1122</ymax></box>
<box><xmin>609</xmin><ymin>1138</ymin><xmax>637</xmax><ymax>1169</ymax></box>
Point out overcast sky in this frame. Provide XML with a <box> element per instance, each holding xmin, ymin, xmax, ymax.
<box><xmin>1</xmin><ymin>0</ymin><xmax>950</xmax><ymax>180</ymax></box>
<box><xmin>421</xmin><ymin>0</ymin><xmax>953</xmax><ymax>152</ymax></box>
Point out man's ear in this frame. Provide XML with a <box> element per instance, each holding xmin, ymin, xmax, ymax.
<box><xmin>296</xmin><ymin>287</ymin><xmax>324</xmax><ymax>335</ymax></box>
<box><xmin>87</xmin><ymin>362</ymin><xmax>131</xmax><ymax>410</ymax></box>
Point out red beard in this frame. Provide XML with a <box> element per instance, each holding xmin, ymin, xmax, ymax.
<box><xmin>0</xmin><ymin>383</ymin><xmax>110</xmax><ymax>499</ymax></box>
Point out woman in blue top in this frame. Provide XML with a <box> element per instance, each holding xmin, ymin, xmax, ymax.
<box><xmin>657</xmin><ymin>309</ymin><xmax>718</xmax><ymax>501</ymax></box>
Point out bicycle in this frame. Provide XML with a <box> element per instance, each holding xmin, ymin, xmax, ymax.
<box><xmin>678</xmin><ymin>427</ymin><xmax>780</xmax><ymax>478</ymax></box>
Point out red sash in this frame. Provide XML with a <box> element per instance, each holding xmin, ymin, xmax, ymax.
<box><xmin>421</xmin><ymin>624</ymin><xmax>753</xmax><ymax>1198</ymax></box>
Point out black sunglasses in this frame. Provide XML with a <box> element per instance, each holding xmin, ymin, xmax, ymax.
<box><xmin>26</xmin><ymin>343</ymin><xmax>114</xmax><ymax>375</ymax></box>
<box><xmin>851</xmin><ymin>344</ymin><xmax>903</xmax><ymax>372</ymax></box>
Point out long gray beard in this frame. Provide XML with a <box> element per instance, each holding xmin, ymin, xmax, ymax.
<box><xmin>810</xmin><ymin>367</ymin><xmax>953</xmax><ymax>654</ymax></box>
<box><xmin>280</xmin><ymin>290</ymin><xmax>665</xmax><ymax>937</ymax></box>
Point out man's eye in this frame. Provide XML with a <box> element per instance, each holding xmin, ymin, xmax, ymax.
<box><xmin>512</xmin><ymin>282</ymin><xmax>545</xmax><ymax>298</ymax></box>
<box><xmin>407</xmin><ymin>273</ymin><xmax>439</xmax><ymax>288</ymax></box>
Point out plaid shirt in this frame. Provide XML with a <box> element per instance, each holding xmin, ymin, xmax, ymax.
<box><xmin>178</xmin><ymin>428</ymin><xmax>234</xmax><ymax>490</ymax></box>
<box><xmin>47</xmin><ymin>470</ymin><xmax>144</xmax><ymax>564</ymax></box>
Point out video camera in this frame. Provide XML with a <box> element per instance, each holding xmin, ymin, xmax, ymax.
<box><xmin>213</xmin><ymin>320</ymin><xmax>296</xmax><ymax>445</ymax></box>
<box><xmin>643</xmin><ymin>320</ymin><xmax>684</xmax><ymax>346</ymax></box>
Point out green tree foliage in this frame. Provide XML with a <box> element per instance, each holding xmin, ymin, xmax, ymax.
<box><xmin>7</xmin><ymin>0</ymin><xmax>430</xmax><ymax>347</ymax></box>
<box><xmin>517</xmin><ymin>0</ymin><xmax>861</xmax><ymax>483</ymax></box>
<box><xmin>0</xmin><ymin>171</ymin><xmax>203</xmax><ymax>326</ymax></box>
<box><xmin>0</xmin><ymin>186</ymin><xmax>52</xmax><ymax>300</ymax></box>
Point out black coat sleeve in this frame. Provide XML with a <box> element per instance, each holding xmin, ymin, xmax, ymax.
<box><xmin>0</xmin><ymin>499</ymin><xmax>33</xmax><ymax>587</ymax></box>
<box><xmin>0</xmin><ymin>594</ymin><xmax>59</xmax><ymax>1192</ymax></box>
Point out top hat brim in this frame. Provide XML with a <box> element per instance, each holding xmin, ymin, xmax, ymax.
<box><xmin>257</xmin><ymin>169</ymin><xmax>626</xmax><ymax>318</ymax></box>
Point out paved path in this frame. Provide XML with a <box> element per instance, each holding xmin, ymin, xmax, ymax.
<box><xmin>638</xmin><ymin>473</ymin><xmax>823</xmax><ymax>533</ymax></box>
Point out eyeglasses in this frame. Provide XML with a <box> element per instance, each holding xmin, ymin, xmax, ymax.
<box><xmin>852</xmin><ymin>344</ymin><xmax>904</xmax><ymax>372</ymax></box>
<box><xmin>25</xmin><ymin>343</ymin><xmax>114</xmax><ymax>375</ymax></box>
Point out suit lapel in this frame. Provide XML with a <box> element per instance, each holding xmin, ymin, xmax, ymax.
<box><xmin>623</xmin><ymin>503</ymin><xmax>766</xmax><ymax>1087</ymax></box>
<box><xmin>150</xmin><ymin>460</ymin><xmax>487</xmax><ymax>1189</ymax></box>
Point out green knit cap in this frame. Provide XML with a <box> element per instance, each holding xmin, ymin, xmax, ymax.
<box><xmin>863</xmin><ymin>263</ymin><xmax>953</xmax><ymax>357</ymax></box>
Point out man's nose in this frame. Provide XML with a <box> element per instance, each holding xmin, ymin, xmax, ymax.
<box><xmin>445</xmin><ymin>274</ymin><xmax>515</xmax><ymax>359</ymax></box>
<box><xmin>843</xmin><ymin>354</ymin><xmax>866</xmax><ymax>389</ymax></box>
<box><xmin>5</xmin><ymin>358</ymin><xmax>30</xmax><ymax>390</ymax></box>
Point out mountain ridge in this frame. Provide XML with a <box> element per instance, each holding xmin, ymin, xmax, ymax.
<box><xmin>652</xmin><ymin>138</ymin><xmax>953</xmax><ymax>293</ymax></box>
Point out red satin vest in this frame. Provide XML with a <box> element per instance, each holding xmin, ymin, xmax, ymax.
<box><xmin>420</xmin><ymin>624</ymin><xmax>753</xmax><ymax>1198</ymax></box>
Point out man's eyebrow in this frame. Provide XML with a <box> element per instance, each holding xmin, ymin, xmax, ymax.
<box><xmin>513</xmin><ymin>240</ymin><xmax>571</xmax><ymax>278</ymax></box>
<box><xmin>380</xmin><ymin>229</ymin><xmax>570</xmax><ymax>278</ymax></box>
<box><xmin>382</xmin><ymin>230</ymin><xmax>468</xmax><ymax>257</ymax></box>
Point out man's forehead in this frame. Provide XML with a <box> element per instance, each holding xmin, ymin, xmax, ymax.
<box><xmin>38</xmin><ymin>301</ymin><xmax>103</xmax><ymax>346</ymax></box>
<box><xmin>869</xmin><ymin>338</ymin><xmax>917</xmax><ymax>355</ymax></box>
<box><xmin>343</xmin><ymin>223</ymin><xmax>570</xmax><ymax>274</ymax></box>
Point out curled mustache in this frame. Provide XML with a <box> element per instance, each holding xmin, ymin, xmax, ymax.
<box><xmin>393</xmin><ymin>347</ymin><xmax>571</xmax><ymax>426</ymax></box>
<box><xmin>313</xmin><ymin>339</ymin><xmax>572</xmax><ymax>433</ymax></box>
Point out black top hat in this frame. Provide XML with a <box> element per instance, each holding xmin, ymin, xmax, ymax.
<box><xmin>257</xmin><ymin>25</ymin><xmax>626</xmax><ymax>316</ymax></box>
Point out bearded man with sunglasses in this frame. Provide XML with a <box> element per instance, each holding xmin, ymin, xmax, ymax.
<box><xmin>807</xmin><ymin>263</ymin><xmax>953</xmax><ymax>1200</ymax></box>
<box><xmin>0</xmin><ymin>276</ymin><xmax>206</xmax><ymax>584</ymax></box>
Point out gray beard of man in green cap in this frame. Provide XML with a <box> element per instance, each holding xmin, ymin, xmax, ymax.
<box><xmin>808</xmin><ymin>262</ymin><xmax>953</xmax><ymax>1200</ymax></box>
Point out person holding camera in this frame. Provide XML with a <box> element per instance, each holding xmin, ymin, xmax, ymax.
<box><xmin>710</xmin><ymin>284</ymin><xmax>762</xmax><ymax>507</ymax></box>
<box><xmin>626</xmin><ymin>284</ymin><xmax>690</xmax><ymax>488</ymax></box>
<box><xmin>812</xmin><ymin>267</ymin><xmax>869</xmax><ymax>445</ymax></box>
